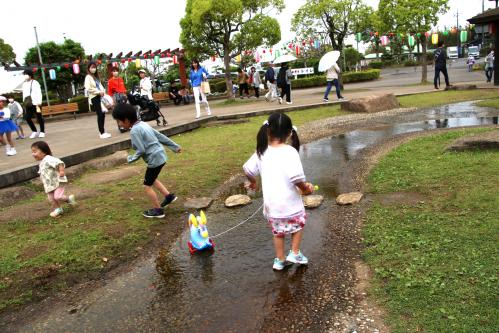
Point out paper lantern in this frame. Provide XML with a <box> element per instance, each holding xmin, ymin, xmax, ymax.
<box><xmin>154</xmin><ymin>55</ymin><xmax>160</xmax><ymax>65</ymax></box>
<box><xmin>431</xmin><ymin>33</ymin><xmax>439</xmax><ymax>45</ymax></box>
<box><xmin>355</xmin><ymin>33</ymin><xmax>362</xmax><ymax>42</ymax></box>
<box><xmin>275</xmin><ymin>50</ymin><xmax>280</xmax><ymax>58</ymax></box>
<box><xmin>417</xmin><ymin>32</ymin><xmax>421</xmax><ymax>37</ymax></box>
<box><xmin>97</xmin><ymin>59</ymin><xmax>102</xmax><ymax>65</ymax></box>
<box><xmin>166</xmin><ymin>52</ymin><xmax>171</xmax><ymax>57</ymax></box>
<box><xmin>49</xmin><ymin>69</ymin><xmax>56</xmax><ymax>80</ymax></box>
<box><xmin>112</xmin><ymin>62</ymin><xmax>118</xmax><ymax>67</ymax></box>
<box><xmin>443</xmin><ymin>30</ymin><xmax>449</xmax><ymax>36</ymax></box>
<box><xmin>381</xmin><ymin>36</ymin><xmax>389</xmax><ymax>46</ymax></box>
<box><xmin>460</xmin><ymin>30</ymin><xmax>468</xmax><ymax>43</ymax></box>
<box><xmin>64</xmin><ymin>63</ymin><xmax>69</xmax><ymax>69</ymax></box>
<box><xmin>295</xmin><ymin>45</ymin><xmax>300</xmax><ymax>56</ymax></box>
<box><xmin>121</xmin><ymin>59</ymin><xmax>126</xmax><ymax>64</ymax></box>
<box><xmin>173</xmin><ymin>55</ymin><xmax>178</xmax><ymax>64</ymax></box>
<box><xmin>269</xmin><ymin>48</ymin><xmax>272</xmax><ymax>54</ymax></box>
<box><xmin>425</xmin><ymin>31</ymin><xmax>430</xmax><ymax>37</ymax></box>
<box><xmin>262</xmin><ymin>49</ymin><xmax>266</xmax><ymax>54</ymax></box>
<box><xmin>135</xmin><ymin>59</ymin><xmax>141</xmax><ymax>67</ymax></box>
<box><xmin>72</xmin><ymin>63</ymin><xmax>80</xmax><ymax>74</ymax></box>
<box><xmin>33</xmin><ymin>67</ymin><xmax>37</xmax><ymax>72</ymax></box>
<box><xmin>408</xmin><ymin>35</ymin><xmax>415</xmax><ymax>47</ymax></box>
<box><xmin>235</xmin><ymin>54</ymin><xmax>241</xmax><ymax>63</ymax></box>
<box><xmin>314</xmin><ymin>40</ymin><xmax>320</xmax><ymax>49</ymax></box>
<box><xmin>56</xmin><ymin>66</ymin><xmax>61</xmax><ymax>71</ymax></box>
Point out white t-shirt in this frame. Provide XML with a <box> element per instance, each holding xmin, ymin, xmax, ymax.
<box><xmin>243</xmin><ymin>145</ymin><xmax>306</xmax><ymax>219</ymax></box>
<box><xmin>140</xmin><ymin>77</ymin><xmax>153</xmax><ymax>100</ymax></box>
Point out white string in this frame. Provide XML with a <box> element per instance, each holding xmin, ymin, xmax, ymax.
<box><xmin>210</xmin><ymin>203</ymin><xmax>264</xmax><ymax>239</ymax></box>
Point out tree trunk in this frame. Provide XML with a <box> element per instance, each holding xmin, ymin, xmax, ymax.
<box><xmin>421</xmin><ymin>35</ymin><xmax>427</xmax><ymax>83</ymax></box>
<box><xmin>223</xmin><ymin>50</ymin><xmax>234</xmax><ymax>99</ymax></box>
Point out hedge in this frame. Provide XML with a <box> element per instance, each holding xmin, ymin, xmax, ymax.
<box><xmin>292</xmin><ymin>69</ymin><xmax>380</xmax><ymax>89</ymax></box>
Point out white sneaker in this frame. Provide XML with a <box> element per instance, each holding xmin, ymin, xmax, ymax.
<box><xmin>29</xmin><ymin>132</ymin><xmax>39</xmax><ymax>139</ymax></box>
<box><xmin>49</xmin><ymin>207</ymin><xmax>63</xmax><ymax>218</ymax></box>
<box><xmin>38</xmin><ymin>132</ymin><xmax>45</xmax><ymax>138</ymax></box>
<box><xmin>104</xmin><ymin>132</ymin><xmax>111</xmax><ymax>138</ymax></box>
<box><xmin>286</xmin><ymin>101</ymin><xmax>293</xmax><ymax>105</ymax></box>
<box><xmin>6</xmin><ymin>147</ymin><xmax>17</xmax><ymax>156</ymax></box>
<box><xmin>99</xmin><ymin>133</ymin><xmax>111</xmax><ymax>139</ymax></box>
<box><xmin>68</xmin><ymin>194</ymin><xmax>77</xmax><ymax>206</ymax></box>
<box><xmin>278</xmin><ymin>97</ymin><xmax>283</xmax><ymax>104</ymax></box>
<box><xmin>206</xmin><ymin>109</ymin><xmax>212</xmax><ymax>116</ymax></box>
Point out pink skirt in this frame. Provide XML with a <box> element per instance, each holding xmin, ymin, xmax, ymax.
<box><xmin>267</xmin><ymin>211</ymin><xmax>307</xmax><ymax>237</ymax></box>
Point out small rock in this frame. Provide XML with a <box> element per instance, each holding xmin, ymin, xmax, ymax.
<box><xmin>303</xmin><ymin>195</ymin><xmax>324</xmax><ymax>208</ymax></box>
<box><xmin>183</xmin><ymin>197</ymin><xmax>213</xmax><ymax>209</ymax></box>
<box><xmin>225</xmin><ymin>194</ymin><xmax>252</xmax><ymax>207</ymax></box>
<box><xmin>102</xmin><ymin>257</ymin><xmax>108</xmax><ymax>263</ymax></box>
<box><xmin>336</xmin><ymin>192</ymin><xmax>363</xmax><ymax>205</ymax></box>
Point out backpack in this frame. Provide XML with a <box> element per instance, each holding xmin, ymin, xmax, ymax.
<box><xmin>277</xmin><ymin>68</ymin><xmax>287</xmax><ymax>87</ymax></box>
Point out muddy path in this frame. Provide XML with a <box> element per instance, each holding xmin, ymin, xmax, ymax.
<box><xmin>1</xmin><ymin>102</ymin><xmax>498</xmax><ymax>332</ymax></box>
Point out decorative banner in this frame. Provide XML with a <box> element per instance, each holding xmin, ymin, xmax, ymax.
<box><xmin>135</xmin><ymin>59</ymin><xmax>141</xmax><ymax>67</ymax></box>
<box><xmin>381</xmin><ymin>35</ymin><xmax>389</xmax><ymax>46</ymax></box>
<box><xmin>49</xmin><ymin>69</ymin><xmax>56</xmax><ymax>80</ymax></box>
<box><xmin>355</xmin><ymin>33</ymin><xmax>362</xmax><ymax>42</ymax></box>
<box><xmin>154</xmin><ymin>55</ymin><xmax>160</xmax><ymax>65</ymax></box>
<box><xmin>408</xmin><ymin>35</ymin><xmax>415</xmax><ymax>47</ymax></box>
<box><xmin>460</xmin><ymin>30</ymin><xmax>468</xmax><ymax>43</ymax></box>
<box><xmin>290</xmin><ymin>67</ymin><xmax>314</xmax><ymax>76</ymax></box>
<box><xmin>431</xmin><ymin>33</ymin><xmax>439</xmax><ymax>45</ymax></box>
<box><xmin>72</xmin><ymin>63</ymin><xmax>80</xmax><ymax>74</ymax></box>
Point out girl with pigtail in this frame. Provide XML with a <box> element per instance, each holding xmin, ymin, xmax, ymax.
<box><xmin>243</xmin><ymin>112</ymin><xmax>314</xmax><ymax>271</ymax></box>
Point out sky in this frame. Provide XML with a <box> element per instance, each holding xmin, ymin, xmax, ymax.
<box><xmin>0</xmin><ymin>0</ymin><xmax>496</xmax><ymax>63</ymax></box>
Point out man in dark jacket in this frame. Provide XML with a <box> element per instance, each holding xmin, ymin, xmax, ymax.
<box><xmin>264</xmin><ymin>62</ymin><xmax>278</xmax><ymax>102</ymax></box>
<box><xmin>434</xmin><ymin>41</ymin><xmax>450</xmax><ymax>89</ymax></box>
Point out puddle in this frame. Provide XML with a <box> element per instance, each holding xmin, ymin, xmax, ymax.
<box><xmin>21</xmin><ymin>101</ymin><xmax>499</xmax><ymax>332</ymax></box>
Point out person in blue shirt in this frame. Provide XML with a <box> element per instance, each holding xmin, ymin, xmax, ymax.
<box><xmin>189</xmin><ymin>59</ymin><xmax>212</xmax><ymax>119</ymax></box>
<box><xmin>112</xmin><ymin>103</ymin><xmax>181</xmax><ymax>218</ymax></box>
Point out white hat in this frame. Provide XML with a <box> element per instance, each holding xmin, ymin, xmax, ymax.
<box><xmin>138</xmin><ymin>69</ymin><xmax>146</xmax><ymax>74</ymax></box>
<box><xmin>0</xmin><ymin>96</ymin><xmax>6</xmax><ymax>101</ymax></box>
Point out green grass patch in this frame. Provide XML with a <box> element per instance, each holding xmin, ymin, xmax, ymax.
<box><xmin>364</xmin><ymin>129</ymin><xmax>499</xmax><ymax>332</ymax></box>
<box><xmin>475</xmin><ymin>97</ymin><xmax>499</xmax><ymax>109</ymax></box>
<box><xmin>0</xmin><ymin>105</ymin><xmax>345</xmax><ymax>313</ymax></box>
<box><xmin>398</xmin><ymin>89</ymin><xmax>499</xmax><ymax>109</ymax></box>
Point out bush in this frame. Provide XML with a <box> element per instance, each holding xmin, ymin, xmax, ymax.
<box><xmin>291</xmin><ymin>69</ymin><xmax>380</xmax><ymax>89</ymax></box>
<box><xmin>69</xmin><ymin>95</ymin><xmax>90</xmax><ymax>113</ymax></box>
<box><xmin>368</xmin><ymin>61</ymin><xmax>383</xmax><ymax>69</ymax></box>
<box><xmin>212</xmin><ymin>80</ymin><xmax>228</xmax><ymax>94</ymax></box>
<box><xmin>404</xmin><ymin>60</ymin><xmax>418</xmax><ymax>67</ymax></box>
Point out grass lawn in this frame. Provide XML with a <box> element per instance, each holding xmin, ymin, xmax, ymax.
<box><xmin>398</xmin><ymin>89</ymin><xmax>499</xmax><ymax>108</ymax></box>
<box><xmin>475</xmin><ymin>97</ymin><xmax>499</xmax><ymax>109</ymax></box>
<box><xmin>364</xmin><ymin>129</ymin><xmax>499</xmax><ymax>332</ymax></box>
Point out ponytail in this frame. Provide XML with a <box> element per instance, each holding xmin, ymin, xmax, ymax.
<box><xmin>256</xmin><ymin>121</ymin><xmax>269</xmax><ymax>158</ymax></box>
<box><xmin>290</xmin><ymin>126</ymin><xmax>300</xmax><ymax>152</ymax></box>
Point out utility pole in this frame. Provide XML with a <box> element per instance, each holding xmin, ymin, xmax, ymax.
<box><xmin>34</xmin><ymin>26</ymin><xmax>50</xmax><ymax>107</ymax></box>
<box><xmin>455</xmin><ymin>10</ymin><xmax>461</xmax><ymax>58</ymax></box>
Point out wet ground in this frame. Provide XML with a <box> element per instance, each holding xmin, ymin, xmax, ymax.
<box><xmin>13</xmin><ymin>102</ymin><xmax>499</xmax><ymax>332</ymax></box>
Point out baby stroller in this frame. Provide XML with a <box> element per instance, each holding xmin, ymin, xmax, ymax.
<box><xmin>127</xmin><ymin>87</ymin><xmax>168</xmax><ymax>127</ymax></box>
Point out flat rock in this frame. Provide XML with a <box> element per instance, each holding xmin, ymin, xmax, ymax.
<box><xmin>341</xmin><ymin>93</ymin><xmax>399</xmax><ymax>113</ymax></box>
<box><xmin>303</xmin><ymin>195</ymin><xmax>324</xmax><ymax>208</ymax></box>
<box><xmin>184</xmin><ymin>197</ymin><xmax>213</xmax><ymax>209</ymax></box>
<box><xmin>224</xmin><ymin>194</ymin><xmax>252</xmax><ymax>207</ymax></box>
<box><xmin>446</xmin><ymin>130</ymin><xmax>499</xmax><ymax>151</ymax></box>
<box><xmin>336</xmin><ymin>192</ymin><xmax>363</xmax><ymax>205</ymax></box>
<box><xmin>444</xmin><ymin>84</ymin><xmax>477</xmax><ymax>91</ymax></box>
<box><xmin>0</xmin><ymin>186</ymin><xmax>36</xmax><ymax>207</ymax></box>
<box><xmin>81</xmin><ymin>166</ymin><xmax>142</xmax><ymax>185</ymax></box>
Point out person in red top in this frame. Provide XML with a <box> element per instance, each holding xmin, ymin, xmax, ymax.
<box><xmin>108</xmin><ymin>67</ymin><xmax>127</xmax><ymax>104</ymax></box>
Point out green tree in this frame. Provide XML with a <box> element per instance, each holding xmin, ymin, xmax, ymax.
<box><xmin>24</xmin><ymin>39</ymin><xmax>85</xmax><ymax>99</ymax></box>
<box><xmin>180</xmin><ymin>0</ymin><xmax>284</xmax><ymax>98</ymax></box>
<box><xmin>0</xmin><ymin>38</ymin><xmax>16</xmax><ymax>64</ymax></box>
<box><xmin>387</xmin><ymin>0</ymin><xmax>449</xmax><ymax>83</ymax></box>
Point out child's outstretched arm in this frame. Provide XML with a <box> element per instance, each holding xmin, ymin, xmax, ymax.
<box><xmin>153</xmin><ymin>129</ymin><xmax>181</xmax><ymax>153</ymax></box>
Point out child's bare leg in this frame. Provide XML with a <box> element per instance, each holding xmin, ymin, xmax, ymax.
<box><xmin>18</xmin><ymin>125</ymin><xmax>24</xmax><ymax>136</ymax></box>
<box><xmin>144</xmin><ymin>185</ymin><xmax>160</xmax><ymax>208</ymax></box>
<box><xmin>153</xmin><ymin>179</ymin><xmax>170</xmax><ymax>197</ymax></box>
<box><xmin>5</xmin><ymin>132</ymin><xmax>14</xmax><ymax>146</ymax></box>
<box><xmin>291</xmin><ymin>229</ymin><xmax>304</xmax><ymax>255</ymax></box>
<box><xmin>273</xmin><ymin>236</ymin><xmax>286</xmax><ymax>261</ymax></box>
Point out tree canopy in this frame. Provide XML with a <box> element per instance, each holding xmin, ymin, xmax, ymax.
<box><xmin>180</xmin><ymin>0</ymin><xmax>284</xmax><ymax>97</ymax></box>
<box><xmin>0</xmin><ymin>38</ymin><xmax>16</xmax><ymax>64</ymax></box>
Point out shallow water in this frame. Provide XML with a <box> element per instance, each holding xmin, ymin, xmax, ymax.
<box><xmin>23</xmin><ymin>101</ymin><xmax>499</xmax><ymax>332</ymax></box>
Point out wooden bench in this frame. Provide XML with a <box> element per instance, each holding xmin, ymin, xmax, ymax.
<box><xmin>152</xmin><ymin>92</ymin><xmax>170</xmax><ymax>104</ymax></box>
<box><xmin>41</xmin><ymin>103</ymin><xmax>79</xmax><ymax>120</ymax></box>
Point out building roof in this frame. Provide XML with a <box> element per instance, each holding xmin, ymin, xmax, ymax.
<box><xmin>468</xmin><ymin>8</ymin><xmax>499</xmax><ymax>24</ymax></box>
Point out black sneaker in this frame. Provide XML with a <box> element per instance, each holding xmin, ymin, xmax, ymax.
<box><xmin>143</xmin><ymin>208</ymin><xmax>165</xmax><ymax>218</ymax></box>
<box><xmin>161</xmin><ymin>193</ymin><xmax>177</xmax><ymax>207</ymax></box>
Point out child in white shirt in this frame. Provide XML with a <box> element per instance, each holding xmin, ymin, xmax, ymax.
<box><xmin>243</xmin><ymin>113</ymin><xmax>314</xmax><ymax>270</ymax></box>
<box><xmin>31</xmin><ymin>141</ymin><xmax>76</xmax><ymax>218</ymax></box>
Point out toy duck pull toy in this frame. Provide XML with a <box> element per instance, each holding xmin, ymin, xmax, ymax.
<box><xmin>188</xmin><ymin>211</ymin><xmax>215</xmax><ymax>254</ymax></box>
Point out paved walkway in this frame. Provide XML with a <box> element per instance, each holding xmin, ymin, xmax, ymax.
<box><xmin>0</xmin><ymin>79</ymin><xmax>495</xmax><ymax>187</ymax></box>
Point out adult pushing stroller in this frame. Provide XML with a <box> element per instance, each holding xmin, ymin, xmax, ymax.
<box><xmin>127</xmin><ymin>87</ymin><xmax>168</xmax><ymax>127</ymax></box>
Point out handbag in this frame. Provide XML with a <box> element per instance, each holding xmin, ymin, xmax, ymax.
<box><xmin>23</xmin><ymin>81</ymin><xmax>33</xmax><ymax>108</ymax></box>
<box><xmin>201</xmin><ymin>81</ymin><xmax>211</xmax><ymax>94</ymax></box>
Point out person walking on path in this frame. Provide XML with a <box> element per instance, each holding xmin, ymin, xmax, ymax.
<box><xmin>264</xmin><ymin>62</ymin><xmax>278</xmax><ymax>102</ymax></box>
<box><xmin>189</xmin><ymin>59</ymin><xmax>211</xmax><ymax>119</ymax></box>
<box><xmin>485</xmin><ymin>49</ymin><xmax>494</xmax><ymax>82</ymax></box>
<box><xmin>108</xmin><ymin>66</ymin><xmax>127</xmax><ymax>104</ymax></box>
<box><xmin>323</xmin><ymin>63</ymin><xmax>344</xmax><ymax>102</ymax></box>
<box><xmin>0</xmin><ymin>96</ymin><xmax>18</xmax><ymax>156</ymax></box>
<box><xmin>31</xmin><ymin>141</ymin><xmax>76</xmax><ymax>217</ymax></box>
<box><xmin>277</xmin><ymin>63</ymin><xmax>293</xmax><ymax>104</ymax></box>
<box><xmin>22</xmin><ymin>69</ymin><xmax>45</xmax><ymax>139</ymax></box>
<box><xmin>85</xmin><ymin>61</ymin><xmax>111</xmax><ymax>139</ymax></box>
<box><xmin>434</xmin><ymin>41</ymin><xmax>450</xmax><ymax>89</ymax></box>
<box><xmin>466</xmin><ymin>55</ymin><xmax>475</xmax><ymax>72</ymax></box>
<box><xmin>237</xmin><ymin>67</ymin><xmax>250</xmax><ymax>99</ymax></box>
<box><xmin>138</xmin><ymin>69</ymin><xmax>153</xmax><ymax>100</ymax></box>
<box><xmin>7</xmin><ymin>96</ymin><xmax>25</xmax><ymax>139</ymax></box>
<box><xmin>112</xmin><ymin>103</ymin><xmax>181</xmax><ymax>218</ymax></box>
<box><xmin>243</xmin><ymin>112</ymin><xmax>314</xmax><ymax>270</ymax></box>
<box><xmin>249</xmin><ymin>67</ymin><xmax>261</xmax><ymax>98</ymax></box>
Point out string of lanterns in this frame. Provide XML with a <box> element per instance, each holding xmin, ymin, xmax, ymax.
<box><xmin>355</xmin><ymin>28</ymin><xmax>471</xmax><ymax>47</ymax></box>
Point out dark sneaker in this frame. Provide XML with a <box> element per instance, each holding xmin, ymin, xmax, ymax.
<box><xmin>161</xmin><ymin>193</ymin><xmax>177</xmax><ymax>207</ymax></box>
<box><xmin>143</xmin><ymin>208</ymin><xmax>165</xmax><ymax>218</ymax></box>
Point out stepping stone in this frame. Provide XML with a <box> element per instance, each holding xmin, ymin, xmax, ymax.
<box><xmin>336</xmin><ymin>192</ymin><xmax>363</xmax><ymax>205</ymax></box>
<box><xmin>184</xmin><ymin>197</ymin><xmax>213</xmax><ymax>210</ymax></box>
<box><xmin>341</xmin><ymin>93</ymin><xmax>399</xmax><ymax>113</ymax></box>
<box><xmin>446</xmin><ymin>130</ymin><xmax>499</xmax><ymax>152</ymax></box>
<box><xmin>81</xmin><ymin>166</ymin><xmax>142</xmax><ymax>185</ymax></box>
<box><xmin>224</xmin><ymin>194</ymin><xmax>252</xmax><ymax>207</ymax></box>
<box><xmin>303</xmin><ymin>195</ymin><xmax>324</xmax><ymax>208</ymax></box>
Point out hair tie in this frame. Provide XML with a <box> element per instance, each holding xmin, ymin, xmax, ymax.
<box><xmin>292</xmin><ymin>125</ymin><xmax>298</xmax><ymax>133</ymax></box>
<box><xmin>263</xmin><ymin>120</ymin><xmax>269</xmax><ymax>126</ymax></box>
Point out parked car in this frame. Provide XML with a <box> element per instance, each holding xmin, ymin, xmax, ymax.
<box><xmin>447</xmin><ymin>46</ymin><xmax>458</xmax><ymax>59</ymax></box>
<box><xmin>468</xmin><ymin>46</ymin><xmax>480</xmax><ymax>59</ymax></box>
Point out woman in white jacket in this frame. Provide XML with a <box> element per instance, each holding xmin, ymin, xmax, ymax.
<box><xmin>138</xmin><ymin>69</ymin><xmax>153</xmax><ymax>100</ymax></box>
<box><xmin>85</xmin><ymin>62</ymin><xmax>111</xmax><ymax>139</ymax></box>
<box><xmin>323</xmin><ymin>64</ymin><xmax>344</xmax><ymax>102</ymax></box>
<box><xmin>22</xmin><ymin>69</ymin><xmax>45</xmax><ymax>138</ymax></box>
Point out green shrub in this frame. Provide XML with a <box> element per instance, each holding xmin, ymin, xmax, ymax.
<box><xmin>291</xmin><ymin>69</ymin><xmax>380</xmax><ymax>89</ymax></box>
<box><xmin>368</xmin><ymin>61</ymin><xmax>383</xmax><ymax>69</ymax></box>
<box><xmin>212</xmin><ymin>80</ymin><xmax>228</xmax><ymax>94</ymax></box>
<box><xmin>404</xmin><ymin>60</ymin><xmax>418</xmax><ymax>67</ymax></box>
<box><xmin>69</xmin><ymin>95</ymin><xmax>90</xmax><ymax>113</ymax></box>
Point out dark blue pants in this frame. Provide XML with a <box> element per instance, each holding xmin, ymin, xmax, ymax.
<box><xmin>434</xmin><ymin>66</ymin><xmax>449</xmax><ymax>88</ymax></box>
<box><xmin>324</xmin><ymin>79</ymin><xmax>341</xmax><ymax>99</ymax></box>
